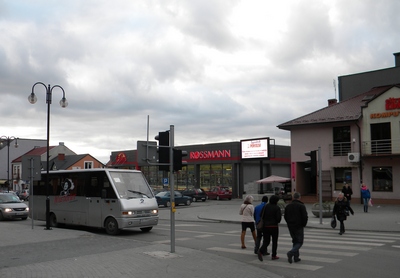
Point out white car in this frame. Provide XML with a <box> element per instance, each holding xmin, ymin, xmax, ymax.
<box><xmin>0</xmin><ymin>193</ymin><xmax>29</xmax><ymax>220</ymax></box>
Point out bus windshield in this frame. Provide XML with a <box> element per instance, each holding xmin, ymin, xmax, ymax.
<box><xmin>109</xmin><ymin>171</ymin><xmax>154</xmax><ymax>199</ymax></box>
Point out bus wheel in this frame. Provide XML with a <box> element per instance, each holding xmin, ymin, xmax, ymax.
<box><xmin>105</xmin><ymin>217</ymin><xmax>120</xmax><ymax>235</ymax></box>
<box><xmin>49</xmin><ymin>213</ymin><xmax>58</xmax><ymax>227</ymax></box>
<box><xmin>140</xmin><ymin>227</ymin><xmax>153</xmax><ymax>232</ymax></box>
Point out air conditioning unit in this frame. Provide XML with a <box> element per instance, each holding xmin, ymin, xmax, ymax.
<box><xmin>348</xmin><ymin>153</ymin><xmax>360</xmax><ymax>163</ymax></box>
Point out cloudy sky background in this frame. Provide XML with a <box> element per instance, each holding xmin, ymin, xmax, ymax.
<box><xmin>1</xmin><ymin>0</ymin><xmax>400</xmax><ymax>163</ymax></box>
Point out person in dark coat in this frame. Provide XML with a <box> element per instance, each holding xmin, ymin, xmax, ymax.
<box><xmin>333</xmin><ymin>192</ymin><xmax>354</xmax><ymax>235</ymax></box>
<box><xmin>253</xmin><ymin>195</ymin><xmax>269</xmax><ymax>255</ymax></box>
<box><xmin>342</xmin><ymin>183</ymin><xmax>353</xmax><ymax>204</ymax></box>
<box><xmin>284</xmin><ymin>192</ymin><xmax>308</xmax><ymax>264</ymax></box>
<box><xmin>257</xmin><ymin>195</ymin><xmax>282</xmax><ymax>261</ymax></box>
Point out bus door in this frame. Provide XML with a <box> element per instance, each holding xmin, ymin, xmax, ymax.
<box><xmin>86</xmin><ymin>175</ymin><xmax>119</xmax><ymax>228</ymax></box>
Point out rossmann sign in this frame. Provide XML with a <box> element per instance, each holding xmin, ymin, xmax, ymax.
<box><xmin>190</xmin><ymin>150</ymin><xmax>231</xmax><ymax>160</ymax></box>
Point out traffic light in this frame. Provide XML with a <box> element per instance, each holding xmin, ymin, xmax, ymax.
<box><xmin>155</xmin><ymin>131</ymin><xmax>170</xmax><ymax>171</ymax></box>
<box><xmin>304</xmin><ymin>150</ymin><xmax>317</xmax><ymax>176</ymax></box>
<box><xmin>173</xmin><ymin>148</ymin><xmax>188</xmax><ymax>172</ymax></box>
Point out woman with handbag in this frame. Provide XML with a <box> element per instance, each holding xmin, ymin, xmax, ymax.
<box><xmin>257</xmin><ymin>195</ymin><xmax>282</xmax><ymax>261</ymax></box>
<box><xmin>333</xmin><ymin>192</ymin><xmax>354</xmax><ymax>235</ymax></box>
<box><xmin>361</xmin><ymin>183</ymin><xmax>371</xmax><ymax>213</ymax></box>
<box><xmin>239</xmin><ymin>195</ymin><xmax>257</xmax><ymax>249</ymax></box>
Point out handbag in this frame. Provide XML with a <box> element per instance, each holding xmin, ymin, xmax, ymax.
<box><xmin>331</xmin><ymin>216</ymin><xmax>337</xmax><ymax>229</ymax></box>
<box><xmin>368</xmin><ymin>198</ymin><xmax>373</xmax><ymax>207</ymax></box>
<box><xmin>256</xmin><ymin>205</ymin><xmax>266</xmax><ymax>230</ymax></box>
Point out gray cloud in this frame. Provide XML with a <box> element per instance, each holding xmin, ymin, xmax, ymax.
<box><xmin>1</xmin><ymin>0</ymin><xmax>400</xmax><ymax>163</ymax></box>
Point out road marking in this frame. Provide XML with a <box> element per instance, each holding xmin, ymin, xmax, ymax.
<box><xmin>250</xmin><ymin>258</ymin><xmax>323</xmax><ymax>271</ymax></box>
<box><xmin>195</xmin><ymin>234</ymin><xmax>214</xmax><ymax>238</ymax></box>
<box><xmin>279</xmin><ymin>235</ymin><xmax>384</xmax><ymax>247</ymax></box>
<box><xmin>277</xmin><ymin>241</ymin><xmax>371</xmax><ymax>251</ymax></box>
<box><xmin>303</xmin><ymin>234</ymin><xmax>394</xmax><ymax>243</ymax></box>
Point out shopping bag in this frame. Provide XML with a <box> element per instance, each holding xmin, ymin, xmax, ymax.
<box><xmin>330</xmin><ymin>216</ymin><xmax>337</xmax><ymax>229</ymax></box>
<box><xmin>368</xmin><ymin>198</ymin><xmax>373</xmax><ymax>207</ymax></box>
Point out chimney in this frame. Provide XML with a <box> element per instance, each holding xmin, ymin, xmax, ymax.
<box><xmin>58</xmin><ymin>153</ymin><xmax>65</xmax><ymax>161</ymax></box>
<box><xmin>328</xmin><ymin>99</ymin><xmax>337</xmax><ymax>106</ymax></box>
<box><xmin>394</xmin><ymin>52</ymin><xmax>400</xmax><ymax>67</ymax></box>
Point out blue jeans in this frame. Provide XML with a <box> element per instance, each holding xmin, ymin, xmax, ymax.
<box><xmin>363</xmin><ymin>198</ymin><xmax>370</xmax><ymax>212</ymax></box>
<box><xmin>288</xmin><ymin>228</ymin><xmax>304</xmax><ymax>259</ymax></box>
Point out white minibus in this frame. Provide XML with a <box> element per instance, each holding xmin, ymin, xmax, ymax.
<box><xmin>30</xmin><ymin>169</ymin><xmax>158</xmax><ymax>235</ymax></box>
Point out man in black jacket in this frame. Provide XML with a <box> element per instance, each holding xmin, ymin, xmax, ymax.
<box><xmin>284</xmin><ymin>192</ymin><xmax>308</xmax><ymax>263</ymax></box>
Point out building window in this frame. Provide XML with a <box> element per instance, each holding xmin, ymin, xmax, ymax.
<box><xmin>84</xmin><ymin>161</ymin><xmax>93</xmax><ymax>169</ymax></box>
<box><xmin>372</xmin><ymin>167</ymin><xmax>392</xmax><ymax>192</ymax></box>
<box><xmin>370</xmin><ymin>123</ymin><xmax>391</xmax><ymax>154</ymax></box>
<box><xmin>334</xmin><ymin>167</ymin><xmax>352</xmax><ymax>190</ymax></box>
<box><xmin>333</xmin><ymin>126</ymin><xmax>351</xmax><ymax>156</ymax></box>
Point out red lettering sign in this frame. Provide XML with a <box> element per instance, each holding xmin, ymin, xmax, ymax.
<box><xmin>386</xmin><ymin>97</ymin><xmax>400</xmax><ymax>110</ymax></box>
<box><xmin>190</xmin><ymin>150</ymin><xmax>231</xmax><ymax>160</ymax></box>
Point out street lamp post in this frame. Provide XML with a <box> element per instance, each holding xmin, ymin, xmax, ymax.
<box><xmin>0</xmin><ymin>136</ymin><xmax>18</xmax><ymax>192</ymax></box>
<box><xmin>28</xmin><ymin>82</ymin><xmax>68</xmax><ymax>230</ymax></box>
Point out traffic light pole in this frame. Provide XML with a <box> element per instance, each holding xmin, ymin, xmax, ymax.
<box><xmin>169</xmin><ymin>125</ymin><xmax>176</xmax><ymax>253</ymax></box>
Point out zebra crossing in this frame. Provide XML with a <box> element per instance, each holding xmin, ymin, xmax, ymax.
<box><xmin>211</xmin><ymin>228</ymin><xmax>400</xmax><ymax>271</ymax></box>
<box><xmin>153</xmin><ymin>223</ymin><xmax>400</xmax><ymax>272</ymax></box>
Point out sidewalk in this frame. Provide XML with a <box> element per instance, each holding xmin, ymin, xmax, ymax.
<box><xmin>166</xmin><ymin>199</ymin><xmax>400</xmax><ymax>233</ymax></box>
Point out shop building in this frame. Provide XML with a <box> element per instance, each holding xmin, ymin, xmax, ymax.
<box><xmin>278</xmin><ymin>85</ymin><xmax>400</xmax><ymax>204</ymax></box>
<box><xmin>108</xmin><ymin>139</ymin><xmax>291</xmax><ymax>198</ymax></box>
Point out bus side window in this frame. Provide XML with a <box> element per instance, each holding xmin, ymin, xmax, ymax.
<box><xmin>102</xmin><ymin>179</ymin><xmax>117</xmax><ymax>199</ymax></box>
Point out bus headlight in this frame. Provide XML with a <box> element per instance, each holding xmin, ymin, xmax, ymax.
<box><xmin>151</xmin><ymin>209</ymin><xmax>158</xmax><ymax>215</ymax></box>
<box><xmin>122</xmin><ymin>211</ymin><xmax>134</xmax><ymax>215</ymax></box>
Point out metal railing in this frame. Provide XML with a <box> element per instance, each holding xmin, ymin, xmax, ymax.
<box><xmin>362</xmin><ymin>139</ymin><xmax>400</xmax><ymax>156</ymax></box>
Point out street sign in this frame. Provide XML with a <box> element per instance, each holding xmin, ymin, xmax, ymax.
<box><xmin>163</xmin><ymin>178</ymin><xmax>169</xmax><ymax>185</ymax></box>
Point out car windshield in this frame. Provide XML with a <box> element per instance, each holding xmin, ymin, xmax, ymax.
<box><xmin>109</xmin><ymin>171</ymin><xmax>154</xmax><ymax>199</ymax></box>
<box><xmin>0</xmin><ymin>194</ymin><xmax>21</xmax><ymax>203</ymax></box>
<box><xmin>156</xmin><ymin>192</ymin><xmax>169</xmax><ymax>197</ymax></box>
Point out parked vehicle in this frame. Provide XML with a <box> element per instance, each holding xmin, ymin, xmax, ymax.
<box><xmin>0</xmin><ymin>193</ymin><xmax>29</xmax><ymax>220</ymax></box>
<box><xmin>181</xmin><ymin>188</ymin><xmax>207</xmax><ymax>202</ymax></box>
<box><xmin>206</xmin><ymin>186</ymin><xmax>232</xmax><ymax>200</ymax></box>
<box><xmin>19</xmin><ymin>189</ymin><xmax>30</xmax><ymax>201</ymax></box>
<box><xmin>31</xmin><ymin>169</ymin><xmax>159</xmax><ymax>235</ymax></box>
<box><xmin>156</xmin><ymin>191</ymin><xmax>192</xmax><ymax>207</ymax></box>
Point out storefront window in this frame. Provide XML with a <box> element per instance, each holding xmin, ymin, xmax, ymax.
<box><xmin>372</xmin><ymin>167</ymin><xmax>392</xmax><ymax>192</ymax></box>
<box><xmin>175</xmin><ymin>166</ymin><xmax>188</xmax><ymax>190</ymax></box>
<box><xmin>334</xmin><ymin>167</ymin><xmax>352</xmax><ymax>190</ymax></box>
<box><xmin>200</xmin><ymin>164</ymin><xmax>211</xmax><ymax>190</ymax></box>
<box><xmin>223</xmin><ymin>164</ymin><xmax>233</xmax><ymax>187</ymax></box>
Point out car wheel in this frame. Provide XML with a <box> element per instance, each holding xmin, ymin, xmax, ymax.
<box><xmin>186</xmin><ymin>200</ymin><xmax>191</xmax><ymax>206</ymax></box>
<box><xmin>140</xmin><ymin>227</ymin><xmax>153</xmax><ymax>232</ymax></box>
<box><xmin>49</xmin><ymin>213</ymin><xmax>58</xmax><ymax>227</ymax></box>
<box><xmin>166</xmin><ymin>201</ymin><xmax>171</xmax><ymax>207</ymax></box>
<box><xmin>0</xmin><ymin>212</ymin><xmax>4</xmax><ymax>221</ymax></box>
<box><xmin>216</xmin><ymin>196</ymin><xmax>220</xmax><ymax>201</ymax></box>
<box><xmin>105</xmin><ymin>217</ymin><xmax>120</xmax><ymax>235</ymax></box>
<box><xmin>21</xmin><ymin>217</ymin><xmax>28</xmax><ymax>220</ymax></box>
<box><xmin>202</xmin><ymin>199</ymin><xmax>206</xmax><ymax>202</ymax></box>
<box><xmin>192</xmin><ymin>197</ymin><xmax>197</xmax><ymax>202</ymax></box>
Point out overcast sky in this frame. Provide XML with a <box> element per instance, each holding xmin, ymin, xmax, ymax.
<box><xmin>1</xmin><ymin>0</ymin><xmax>400</xmax><ymax>163</ymax></box>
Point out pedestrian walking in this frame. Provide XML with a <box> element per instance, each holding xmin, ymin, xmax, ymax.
<box><xmin>333</xmin><ymin>192</ymin><xmax>354</xmax><ymax>235</ymax></box>
<box><xmin>342</xmin><ymin>183</ymin><xmax>353</xmax><ymax>204</ymax></box>
<box><xmin>239</xmin><ymin>195</ymin><xmax>257</xmax><ymax>249</ymax></box>
<box><xmin>361</xmin><ymin>183</ymin><xmax>371</xmax><ymax>212</ymax></box>
<box><xmin>284</xmin><ymin>192</ymin><xmax>308</xmax><ymax>264</ymax></box>
<box><xmin>257</xmin><ymin>195</ymin><xmax>281</xmax><ymax>261</ymax></box>
<box><xmin>253</xmin><ymin>195</ymin><xmax>269</xmax><ymax>255</ymax></box>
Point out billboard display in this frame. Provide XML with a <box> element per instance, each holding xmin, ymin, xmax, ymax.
<box><xmin>240</xmin><ymin>137</ymin><xmax>269</xmax><ymax>159</ymax></box>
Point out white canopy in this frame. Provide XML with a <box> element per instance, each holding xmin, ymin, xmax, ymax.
<box><xmin>255</xmin><ymin>175</ymin><xmax>290</xmax><ymax>184</ymax></box>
